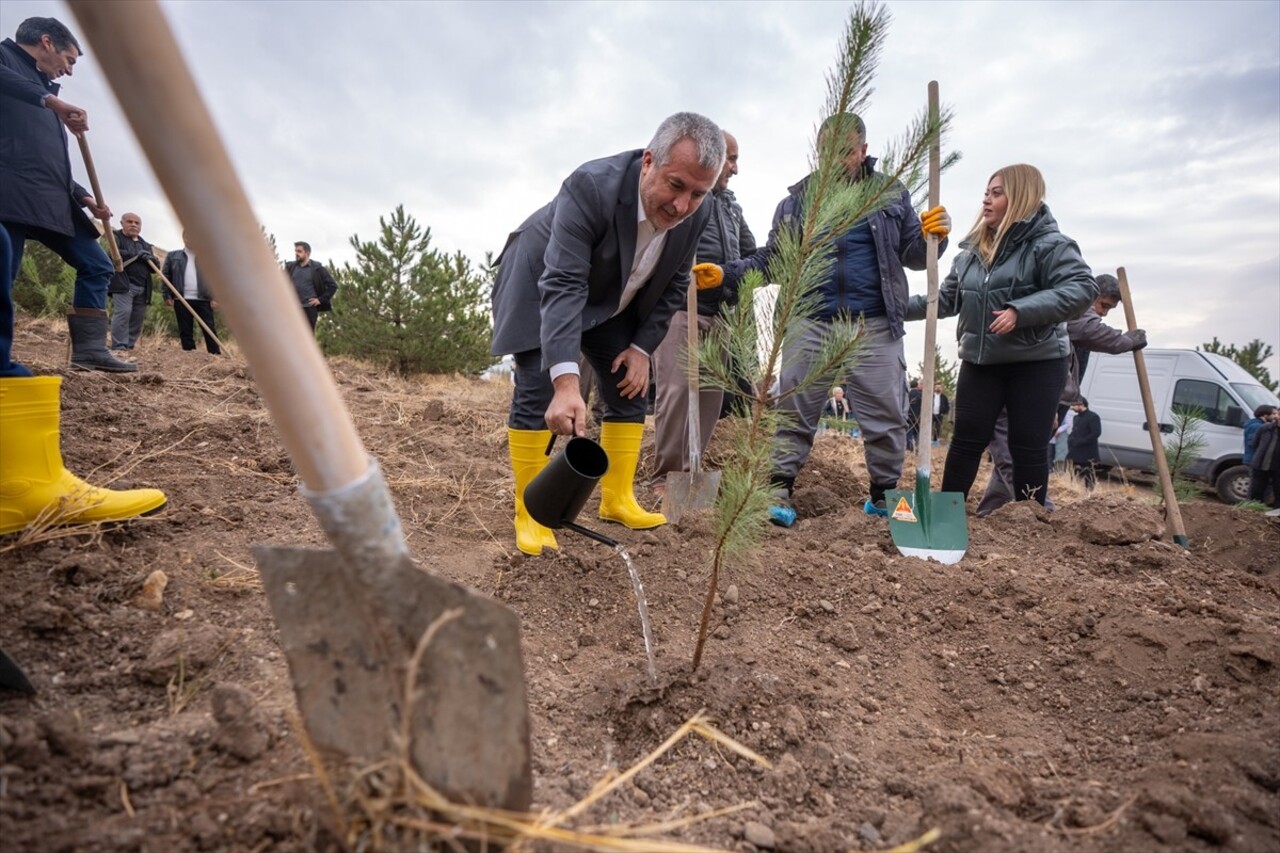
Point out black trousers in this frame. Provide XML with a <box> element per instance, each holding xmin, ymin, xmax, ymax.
<box><xmin>1249</xmin><ymin>469</ymin><xmax>1280</xmax><ymax>507</ymax></box>
<box><xmin>174</xmin><ymin>299</ymin><xmax>220</xmax><ymax>354</ymax></box>
<box><xmin>942</xmin><ymin>357</ymin><xmax>1067</xmax><ymax>505</ymax></box>
<box><xmin>303</xmin><ymin>304</ymin><xmax>320</xmax><ymax>331</ymax></box>
<box><xmin>508</xmin><ymin>312</ymin><xmax>646</xmax><ymax>431</ymax></box>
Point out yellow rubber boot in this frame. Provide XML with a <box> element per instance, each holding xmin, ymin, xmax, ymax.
<box><xmin>0</xmin><ymin>376</ymin><xmax>167</xmax><ymax>535</ymax></box>
<box><xmin>598</xmin><ymin>421</ymin><xmax>666</xmax><ymax>529</ymax></box>
<box><xmin>508</xmin><ymin>428</ymin><xmax>559</xmax><ymax>556</ymax></box>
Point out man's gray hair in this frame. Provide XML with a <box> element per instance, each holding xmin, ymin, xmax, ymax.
<box><xmin>647</xmin><ymin>112</ymin><xmax>726</xmax><ymax>171</ymax></box>
<box><xmin>1094</xmin><ymin>273</ymin><xmax>1122</xmax><ymax>300</ymax></box>
<box><xmin>16</xmin><ymin>17</ymin><xmax>82</xmax><ymax>54</ymax></box>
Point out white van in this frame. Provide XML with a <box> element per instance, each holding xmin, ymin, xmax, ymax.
<box><xmin>1077</xmin><ymin>349</ymin><xmax>1280</xmax><ymax>503</ymax></box>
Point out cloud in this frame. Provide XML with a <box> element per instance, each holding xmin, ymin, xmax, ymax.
<box><xmin>1</xmin><ymin>0</ymin><xmax>1276</xmax><ymax>379</ymax></box>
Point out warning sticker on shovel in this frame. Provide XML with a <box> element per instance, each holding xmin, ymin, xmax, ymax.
<box><xmin>892</xmin><ymin>496</ymin><xmax>918</xmax><ymax>523</ymax></box>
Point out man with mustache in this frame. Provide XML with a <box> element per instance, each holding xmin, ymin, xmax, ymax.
<box><xmin>490</xmin><ymin>112</ymin><xmax>725</xmax><ymax>556</ymax></box>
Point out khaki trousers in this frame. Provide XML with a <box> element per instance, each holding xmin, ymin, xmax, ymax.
<box><xmin>651</xmin><ymin>309</ymin><xmax>725</xmax><ymax>482</ymax></box>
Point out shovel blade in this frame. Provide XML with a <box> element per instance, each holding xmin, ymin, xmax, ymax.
<box><xmin>662</xmin><ymin>469</ymin><xmax>722</xmax><ymax>524</ymax></box>
<box><xmin>255</xmin><ymin>546</ymin><xmax>532</xmax><ymax>810</ymax></box>
<box><xmin>886</xmin><ymin>477</ymin><xmax>968</xmax><ymax>565</ymax></box>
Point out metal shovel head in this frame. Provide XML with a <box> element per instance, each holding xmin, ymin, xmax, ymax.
<box><xmin>662</xmin><ymin>469</ymin><xmax>722</xmax><ymax>524</ymax></box>
<box><xmin>255</xmin><ymin>545</ymin><xmax>532</xmax><ymax>811</ymax></box>
<box><xmin>886</xmin><ymin>475</ymin><xmax>968</xmax><ymax>565</ymax></box>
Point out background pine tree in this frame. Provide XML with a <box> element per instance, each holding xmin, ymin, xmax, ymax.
<box><xmin>319</xmin><ymin>206</ymin><xmax>493</xmax><ymax>376</ymax></box>
<box><xmin>1199</xmin><ymin>337</ymin><xmax>1279</xmax><ymax>392</ymax></box>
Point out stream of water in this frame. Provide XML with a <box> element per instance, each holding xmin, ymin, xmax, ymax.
<box><xmin>614</xmin><ymin>544</ymin><xmax>657</xmax><ymax>684</ymax></box>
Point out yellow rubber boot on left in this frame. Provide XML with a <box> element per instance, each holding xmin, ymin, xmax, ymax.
<box><xmin>0</xmin><ymin>376</ymin><xmax>167</xmax><ymax>535</ymax></box>
<box><xmin>598</xmin><ymin>421</ymin><xmax>665</xmax><ymax>530</ymax></box>
<box><xmin>508</xmin><ymin>428</ymin><xmax>559</xmax><ymax>556</ymax></box>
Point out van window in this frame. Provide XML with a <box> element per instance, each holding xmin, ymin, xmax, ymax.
<box><xmin>1233</xmin><ymin>382</ymin><xmax>1280</xmax><ymax>413</ymax></box>
<box><xmin>1173</xmin><ymin>379</ymin><xmax>1234</xmax><ymax>425</ymax></box>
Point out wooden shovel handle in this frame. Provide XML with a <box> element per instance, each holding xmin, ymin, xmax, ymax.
<box><xmin>917</xmin><ymin>81</ymin><xmax>942</xmax><ymax>471</ymax></box>
<box><xmin>1117</xmin><ymin>267</ymin><xmax>1188</xmax><ymax>545</ymax></box>
<box><xmin>74</xmin><ymin>132</ymin><xmax>123</xmax><ymax>271</ymax></box>
<box><xmin>67</xmin><ymin>1</ymin><xmax>366</xmax><ymax>492</ymax></box>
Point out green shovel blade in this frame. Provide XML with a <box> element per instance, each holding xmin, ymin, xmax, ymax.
<box><xmin>886</xmin><ymin>473</ymin><xmax>968</xmax><ymax>565</ymax></box>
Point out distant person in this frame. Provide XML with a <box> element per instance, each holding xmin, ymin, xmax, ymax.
<box><xmin>976</xmin><ymin>273</ymin><xmax>1146</xmax><ymax>515</ymax></box>
<box><xmin>906</xmin><ymin>378</ymin><xmax>922</xmax><ymax>450</ymax></box>
<box><xmin>696</xmin><ymin>112</ymin><xmax>952</xmax><ymax>522</ymax></box>
<box><xmin>1049</xmin><ymin>408</ymin><xmax>1073</xmax><ymax>471</ymax></box>
<box><xmin>1243</xmin><ymin>404</ymin><xmax>1275</xmax><ymax>467</ymax></box>
<box><xmin>161</xmin><ymin>232</ymin><xmax>221</xmax><ymax>355</ymax></box>
<box><xmin>824</xmin><ymin>385</ymin><xmax>854</xmax><ymax>420</ymax></box>
<box><xmin>489</xmin><ymin>112</ymin><xmax>724</xmax><ymax>555</ymax></box>
<box><xmin>1066</xmin><ymin>397</ymin><xmax>1102</xmax><ymax>490</ymax></box>
<box><xmin>286</xmin><ymin>241</ymin><xmax>338</xmax><ymax>333</ymax></box>
<box><xmin>932</xmin><ymin>382</ymin><xmax>950</xmax><ymax>443</ymax></box>
<box><xmin>651</xmin><ymin>130</ymin><xmax>755</xmax><ymax>497</ymax></box>
<box><xmin>1247</xmin><ymin>406</ymin><xmax>1280</xmax><ymax>508</ymax></box>
<box><xmin>907</xmin><ymin>163</ymin><xmax>1096</xmax><ymax>508</ymax></box>
<box><xmin>109</xmin><ymin>212</ymin><xmax>156</xmax><ymax>352</ymax></box>
<box><xmin>0</xmin><ymin>16</ymin><xmax>134</xmax><ymax>372</ymax></box>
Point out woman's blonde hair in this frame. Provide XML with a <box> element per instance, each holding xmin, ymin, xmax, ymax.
<box><xmin>965</xmin><ymin>164</ymin><xmax>1046</xmax><ymax>265</ymax></box>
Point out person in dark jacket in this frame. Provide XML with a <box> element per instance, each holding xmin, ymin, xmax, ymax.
<box><xmin>976</xmin><ymin>272</ymin><xmax>1147</xmax><ymax>515</ymax></box>
<box><xmin>694</xmin><ymin>113</ymin><xmax>952</xmax><ymax>522</ymax></box>
<box><xmin>1066</xmin><ymin>397</ymin><xmax>1103</xmax><ymax>490</ymax></box>
<box><xmin>650</xmin><ymin>131</ymin><xmax>756</xmax><ymax>494</ymax></box>
<box><xmin>109</xmin><ymin>212</ymin><xmax>156</xmax><ymax>352</ymax></box>
<box><xmin>1248</xmin><ymin>407</ymin><xmax>1280</xmax><ymax>508</ymax></box>
<box><xmin>906</xmin><ymin>379</ymin><xmax>923</xmax><ymax>451</ymax></box>
<box><xmin>161</xmin><ymin>233</ymin><xmax>221</xmax><ymax>355</ymax></box>
<box><xmin>0</xmin><ymin>17</ymin><xmax>133</xmax><ymax>373</ymax></box>
<box><xmin>285</xmin><ymin>241</ymin><xmax>338</xmax><ymax>333</ymax></box>
<box><xmin>1243</xmin><ymin>404</ymin><xmax>1275</xmax><ymax>467</ymax></box>
<box><xmin>907</xmin><ymin>163</ymin><xmax>1096</xmax><ymax>507</ymax></box>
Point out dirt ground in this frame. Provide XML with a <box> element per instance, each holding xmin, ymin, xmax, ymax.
<box><xmin>2</xmin><ymin>314</ymin><xmax>1278</xmax><ymax>853</ymax></box>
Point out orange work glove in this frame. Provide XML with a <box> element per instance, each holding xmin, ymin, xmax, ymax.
<box><xmin>920</xmin><ymin>205</ymin><xmax>951</xmax><ymax>239</ymax></box>
<box><xmin>692</xmin><ymin>263</ymin><xmax>724</xmax><ymax>290</ymax></box>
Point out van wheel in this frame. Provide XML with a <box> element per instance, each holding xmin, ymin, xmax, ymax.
<box><xmin>1214</xmin><ymin>465</ymin><xmax>1252</xmax><ymax>504</ymax></box>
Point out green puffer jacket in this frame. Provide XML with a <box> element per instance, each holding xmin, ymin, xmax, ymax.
<box><xmin>907</xmin><ymin>203</ymin><xmax>1097</xmax><ymax>365</ymax></box>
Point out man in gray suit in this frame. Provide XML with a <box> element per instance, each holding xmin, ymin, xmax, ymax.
<box><xmin>491</xmin><ymin>112</ymin><xmax>725</xmax><ymax>556</ymax></box>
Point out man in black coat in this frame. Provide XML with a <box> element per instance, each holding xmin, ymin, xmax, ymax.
<box><xmin>1066</xmin><ymin>397</ymin><xmax>1103</xmax><ymax>490</ymax></box>
<box><xmin>0</xmin><ymin>17</ymin><xmax>133</xmax><ymax>373</ymax></box>
<box><xmin>109</xmin><ymin>212</ymin><xmax>156</xmax><ymax>352</ymax></box>
<box><xmin>905</xmin><ymin>379</ymin><xmax>922</xmax><ymax>450</ymax></box>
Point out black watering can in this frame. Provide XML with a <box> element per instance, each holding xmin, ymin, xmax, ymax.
<box><xmin>524</xmin><ymin>435</ymin><xmax>620</xmax><ymax>548</ymax></box>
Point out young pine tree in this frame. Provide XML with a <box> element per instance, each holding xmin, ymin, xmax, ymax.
<box><xmin>320</xmin><ymin>206</ymin><xmax>493</xmax><ymax>376</ymax></box>
<box><xmin>689</xmin><ymin>0</ymin><xmax>953</xmax><ymax>670</ymax></box>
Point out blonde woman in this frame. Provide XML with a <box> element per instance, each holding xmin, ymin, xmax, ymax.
<box><xmin>906</xmin><ymin>164</ymin><xmax>1096</xmax><ymax>507</ymax></box>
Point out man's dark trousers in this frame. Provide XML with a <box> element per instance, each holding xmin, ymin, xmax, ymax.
<box><xmin>175</xmin><ymin>299</ymin><xmax>220</xmax><ymax>354</ymax></box>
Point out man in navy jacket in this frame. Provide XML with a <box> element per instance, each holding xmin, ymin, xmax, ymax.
<box><xmin>0</xmin><ymin>16</ymin><xmax>133</xmax><ymax>373</ymax></box>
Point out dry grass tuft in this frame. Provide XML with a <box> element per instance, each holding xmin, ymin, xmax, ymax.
<box><xmin>208</xmin><ymin>551</ymin><xmax>264</xmax><ymax>593</ymax></box>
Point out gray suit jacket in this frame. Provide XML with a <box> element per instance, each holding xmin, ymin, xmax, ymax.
<box><xmin>490</xmin><ymin>149</ymin><xmax>711</xmax><ymax>369</ymax></box>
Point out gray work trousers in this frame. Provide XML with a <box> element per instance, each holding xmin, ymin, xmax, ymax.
<box><xmin>651</xmin><ymin>309</ymin><xmax>725</xmax><ymax>481</ymax></box>
<box><xmin>772</xmin><ymin>315</ymin><xmax>907</xmax><ymax>489</ymax></box>
<box><xmin>110</xmin><ymin>282</ymin><xmax>147</xmax><ymax>348</ymax></box>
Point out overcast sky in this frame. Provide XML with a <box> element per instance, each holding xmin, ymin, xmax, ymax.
<box><xmin>4</xmin><ymin>0</ymin><xmax>1278</xmax><ymax>379</ymax></box>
